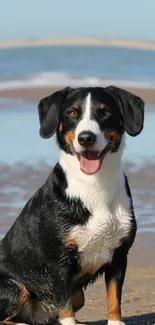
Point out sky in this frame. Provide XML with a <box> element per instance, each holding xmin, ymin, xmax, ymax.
<box><xmin>0</xmin><ymin>0</ymin><xmax>155</xmax><ymax>41</ymax></box>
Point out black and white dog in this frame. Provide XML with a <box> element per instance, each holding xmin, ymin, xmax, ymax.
<box><xmin>0</xmin><ymin>86</ymin><xmax>144</xmax><ymax>325</ymax></box>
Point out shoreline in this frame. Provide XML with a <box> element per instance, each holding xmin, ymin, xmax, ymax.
<box><xmin>1</xmin><ymin>86</ymin><xmax>155</xmax><ymax>104</ymax></box>
<box><xmin>1</xmin><ymin>37</ymin><xmax>155</xmax><ymax>51</ymax></box>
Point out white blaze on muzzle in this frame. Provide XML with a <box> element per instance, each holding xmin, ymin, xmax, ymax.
<box><xmin>73</xmin><ymin>93</ymin><xmax>107</xmax><ymax>175</ymax></box>
<box><xmin>73</xmin><ymin>93</ymin><xmax>107</xmax><ymax>153</ymax></box>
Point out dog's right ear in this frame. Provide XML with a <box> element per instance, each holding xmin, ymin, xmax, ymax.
<box><xmin>38</xmin><ymin>87</ymin><xmax>71</xmax><ymax>138</ymax></box>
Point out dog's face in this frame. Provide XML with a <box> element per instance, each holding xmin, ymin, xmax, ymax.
<box><xmin>38</xmin><ymin>86</ymin><xmax>144</xmax><ymax>175</ymax></box>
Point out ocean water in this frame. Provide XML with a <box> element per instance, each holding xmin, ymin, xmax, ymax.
<box><xmin>0</xmin><ymin>46</ymin><xmax>155</xmax><ymax>89</ymax></box>
<box><xmin>0</xmin><ymin>45</ymin><xmax>154</xmax><ymax>165</ymax></box>
<box><xmin>0</xmin><ymin>45</ymin><xmax>155</xmax><ymax>236</ymax></box>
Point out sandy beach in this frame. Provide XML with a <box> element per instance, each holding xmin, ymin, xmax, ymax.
<box><xmin>0</xmin><ymin>86</ymin><xmax>155</xmax><ymax>105</ymax></box>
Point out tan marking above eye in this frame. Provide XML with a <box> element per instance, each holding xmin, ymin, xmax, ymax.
<box><xmin>73</xmin><ymin>103</ymin><xmax>79</xmax><ymax>109</ymax></box>
<box><xmin>100</xmin><ymin>104</ymin><xmax>105</xmax><ymax>109</ymax></box>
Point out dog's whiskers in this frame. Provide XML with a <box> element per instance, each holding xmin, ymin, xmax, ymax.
<box><xmin>107</xmin><ymin>140</ymin><xmax>119</xmax><ymax>150</ymax></box>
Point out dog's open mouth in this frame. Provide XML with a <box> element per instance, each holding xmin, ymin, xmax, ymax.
<box><xmin>76</xmin><ymin>143</ymin><xmax>111</xmax><ymax>175</ymax></box>
<box><xmin>79</xmin><ymin>151</ymin><xmax>100</xmax><ymax>175</ymax></box>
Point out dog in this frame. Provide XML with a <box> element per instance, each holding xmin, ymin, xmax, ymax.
<box><xmin>0</xmin><ymin>86</ymin><xmax>144</xmax><ymax>325</ymax></box>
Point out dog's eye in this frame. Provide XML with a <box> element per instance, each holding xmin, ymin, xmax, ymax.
<box><xmin>98</xmin><ymin>107</ymin><xmax>112</xmax><ymax>118</ymax></box>
<box><xmin>104</xmin><ymin>108</ymin><xmax>112</xmax><ymax>117</ymax></box>
<box><xmin>68</xmin><ymin>110</ymin><xmax>78</xmax><ymax>118</ymax></box>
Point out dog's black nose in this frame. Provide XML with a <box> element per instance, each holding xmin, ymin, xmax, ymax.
<box><xmin>78</xmin><ymin>131</ymin><xmax>96</xmax><ymax>147</ymax></box>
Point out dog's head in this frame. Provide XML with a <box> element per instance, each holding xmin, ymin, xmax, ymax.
<box><xmin>38</xmin><ymin>86</ymin><xmax>144</xmax><ymax>175</ymax></box>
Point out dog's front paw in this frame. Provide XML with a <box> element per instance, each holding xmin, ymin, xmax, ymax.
<box><xmin>16</xmin><ymin>323</ymin><xmax>30</xmax><ymax>325</ymax></box>
<box><xmin>60</xmin><ymin>317</ymin><xmax>77</xmax><ymax>325</ymax></box>
<box><xmin>108</xmin><ymin>321</ymin><xmax>126</xmax><ymax>325</ymax></box>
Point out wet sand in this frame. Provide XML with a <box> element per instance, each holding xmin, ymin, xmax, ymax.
<box><xmin>0</xmin><ymin>86</ymin><xmax>155</xmax><ymax>105</ymax></box>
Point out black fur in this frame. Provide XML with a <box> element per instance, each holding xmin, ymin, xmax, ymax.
<box><xmin>0</xmin><ymin>86</ymin><xmax>144</xmax><ymax>325</ymax></box>
<box><xmin>38</xmin><ymin>87</ymin><xmax>71</xmax><ymax>138</ymax></box>
<box><xmin>106</xmin><ymin>86</ymin><xmax>144</xmax><ymax>136</ymax></box>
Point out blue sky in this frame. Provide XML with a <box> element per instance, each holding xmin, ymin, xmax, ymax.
<box><xmin>0</xmin><ymin>0</ymin><xmax>155</xmax><ymax>41</ymax></box>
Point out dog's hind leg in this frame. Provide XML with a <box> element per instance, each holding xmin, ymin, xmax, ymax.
<box><xmin>0</xmin><ymin>279</ymin><xmax>30</xmax><ymax>323</ymax></box>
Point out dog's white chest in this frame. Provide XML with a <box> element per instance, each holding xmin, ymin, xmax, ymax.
<box><xmin>67</xmin><ymin>178</ymin><xmax>131</xmax><ymax>275</ymax></box>
<box><xmin>61</xmin><ymin>152</ymin><xmax>131</xmax><ymax>275</ymax></box>
<box><xmin>71</xmin><ymin>208</ymin><xmax>126</xmax><ymax>274</ymax></box>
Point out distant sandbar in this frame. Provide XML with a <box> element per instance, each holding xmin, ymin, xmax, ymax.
<box><xmin>1</xmin><ymin>37</ymin><xmax>155</xmax><ymax>51</ymax></box>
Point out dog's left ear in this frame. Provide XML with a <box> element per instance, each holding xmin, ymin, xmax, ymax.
<box><xmin>106</xmin><ymin>86</ymin><xmax>145</xmax><ymax>136</ymax></box>
<box><xmin>38</xmin><ymin>87</ymin><xmax>71</xmax><ymax>138</ymax></box>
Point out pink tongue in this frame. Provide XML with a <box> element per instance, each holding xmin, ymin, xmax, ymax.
<box><xmin>80</xmin><ymin>151</ymin><xmax>101</xmax><ymax>175</ymax></box>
